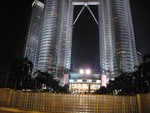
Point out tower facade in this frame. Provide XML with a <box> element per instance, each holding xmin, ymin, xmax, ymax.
<box><xmin>37</xmin><ymin>0</ymin><xmax>73</xmax><ymax>76</ymax></box>
<box><xmin>25</xmin><ymin>0</ymin><xmax>138</xmax><ymax>78</ymax></box>
<box><xmin>24</xmin><ymin>0</ymin><xmax>44</xmax><ymax>71</ymax></box>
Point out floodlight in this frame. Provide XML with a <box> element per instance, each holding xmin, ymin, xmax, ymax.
<box><xmin>79</xmin><ymin>69</ymin><xmax>84</xmax><ymax>74</ymax></box>
<box><xmin>86</xmin><ymin>69</ymin><xmax>91</xmax><ymax>74</ymax></box>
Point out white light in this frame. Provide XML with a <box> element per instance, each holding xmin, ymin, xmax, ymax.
<box><xmin>77</xmin><ymin>79</ymin><xmax>82</xmax><ymax>82</ymax></box>
<box><xmin>69</xmin><ymin>79</ymin><xmax>74</xmax><ymax>83</ymax></box>
<box><xmin>86</xmin><ymin>69</ymin><xmax>91</xmax><ymax>74</ymax></box>
<box><xmin>88</xmin><ymin>79</ymin><xmax>92</xmax><ymax>82</ymax></box>
<box><xmin>79</xmin><ymin>69</ymin><xmax>84</xmax><ymax>74</ymax></box>
<box><xmin>96</xmin><ymin>80</ymin><xmax>100</xmax><ymax>83</ymax></box>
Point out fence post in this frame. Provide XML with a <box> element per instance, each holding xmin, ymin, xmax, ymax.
<box><xmin>96</xmin><ymin>95</ymin><xmax>98</xmax><ymax>113</ymax></box>
<box><xmin>136</xmin><ymin>94</ymin><xmax>141</xmax><ymax>113</ymax></box>
<box><xmin>52</xmin><ymin>93</ymin><xmax>56</xmax><ymax>112</ymax></box>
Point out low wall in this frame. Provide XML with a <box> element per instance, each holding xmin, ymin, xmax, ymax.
<box><xmin>0</xmin><ymin>88</ymin><xmax>14</xmax><ymax>107</ymax></box>
<box><xmin>10</xmin><ymin>90</ymin><xmax>138</xmax><ymax>113</ymax></box>
<box><xmin>0</xmin><ymin>89</ymin><xmax>140</xmax><ymax>113</ymax></box>
<box><xmin>137</xmin><ymin>93</ymin><xmax>150</xmax><ymax>113</ymax></box>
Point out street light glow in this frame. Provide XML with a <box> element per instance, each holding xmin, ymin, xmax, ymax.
<box><xmin>86</xmin><ymin>69</ymin><xmax>91</xmax><ymax>74</ymax></box>
<box><xmin>79</xmin><ymin>69</ymin><xmax>84</xmax><ymax>74</ymax></box>
<box><xmin>79</xmin><ymin>69</ymin><xmax>91</xmax><ymax>74</ymax></box>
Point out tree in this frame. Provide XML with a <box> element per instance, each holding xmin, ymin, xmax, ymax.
<box><xmin>106</xmin><ymin>72</ymin><xmax>135</xmax><ymax>95</ymax></box>
<box><xmin>133</xmin><ymin>54</ymin><xmax>150</xmax><ymax>93</ymax></box>
<box><xmin>17</xmin><ymin>57</ymin><xmax>33</xmax><ymax>90</ymax></box>
<box><xmin>95</xmin><ymin>86</ymin><xmax>108</xmax><ymax>95</ymax></box>
<box><xmin>58</xmin><ymin>84</ymin><xmax>69</xmax><ymax>93</ymax></box>
<box><xmin>35</xmin><ymin>71</ymin><xmax>60</xmax><ymax>92</ymax></box>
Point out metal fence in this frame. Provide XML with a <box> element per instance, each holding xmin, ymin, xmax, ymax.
<box><xmin>10</xmin><ymin>90</ymin><xmax>138</xmax><ymax>113</ymax></box>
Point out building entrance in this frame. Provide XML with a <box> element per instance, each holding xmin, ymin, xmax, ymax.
<box><xmin>70</xmin><ymin>83</ymin><xmax>100</xmax><ymax>94</ymax></box>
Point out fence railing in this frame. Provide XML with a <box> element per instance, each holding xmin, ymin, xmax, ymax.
<box><xmin>10</xmin><ymin>90</ymin><xmax>138</xmax><ymax>113</ymax></box>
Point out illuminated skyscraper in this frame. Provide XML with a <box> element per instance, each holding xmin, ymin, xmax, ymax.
<box><xmin>98</xmin><ymin>0</ymin><xmax>138</xmax><ymax>76</ymax></box>
<box><xmin>25</xmin><ymin>0</ymin><xmax>138</xmax><ymax>78</ymax></box>
<box><xmin>37</xmin><ymin>0</ymin><xmax>73</xmax><ymax>76</ymax></box>
<box><xmin>24</xmin><ymin>0</ymin><xmax>44</xmax><ymax>71</ymax></box>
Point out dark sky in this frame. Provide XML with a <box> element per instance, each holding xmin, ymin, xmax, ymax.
<box><xmin>0</xmin><ymin>0</ymin><xmax>150</xmax><ymax>70</ymax></box>
<box><xmin>72</xmin><ymin>5</ymin><xmax>99</xmax><ymax>70</ymax></box>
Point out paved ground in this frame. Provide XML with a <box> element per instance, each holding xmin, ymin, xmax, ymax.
<box><xmin>0</xmin><ymin>107</ymin><xmax>46</xmax><ymax>113</ymax></box>
<box><xmin>0</xmin><ymin>107</ymin><xmax>70</xmax><ymax>113</ymax></box>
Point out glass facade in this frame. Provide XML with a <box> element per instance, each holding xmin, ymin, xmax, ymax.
<box><xmin>37</xmin><ymin>0</ymin><xmax>73</xmax><ymax>76</ymax></box>
<box><xmin>110</xmin><ymin>0</ymin><xmax>138</xmax><ymax>76</ymax></box>
<box><xmin>98</xmin><ymin>0</ymin><xmax>138</xmax><ymax>76</ymax></box>
<box><xmin>38</xmin><ymin>0</ymin><xmax>61</xmax><ymax>73</ymax></box>
<box><xmin>25</xmin><ymin>0</ymin><xmax>138</xmax><ymax>78</ymax></box>
<box><xmin>24</xmin><ymin>0</ymin><xmax>44</xmax><ymax>71</ymax></box>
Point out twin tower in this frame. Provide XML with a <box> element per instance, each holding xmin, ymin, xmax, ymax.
<box><xmin>25</xmin><ymin>0</ymin><xmax>138</xmax><ymax>78</ymax></box>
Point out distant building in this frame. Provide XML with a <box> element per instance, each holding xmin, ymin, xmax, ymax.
<box><xmin>25</xmin><ymin>0</ymin><xmax>138</xmax><ymax>81</ymax></box>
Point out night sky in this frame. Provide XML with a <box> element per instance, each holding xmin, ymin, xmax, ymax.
<box><xmin>72</xmin><ymin>5</ymin><xmax>99</xmax><ymax>70</ymax></box>
<box><xmin>0</xmin><ymin>0</ymin><xmax>150</xmax><ymax>70</ymax></box>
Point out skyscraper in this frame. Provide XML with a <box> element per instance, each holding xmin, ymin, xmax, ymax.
<box><xmin>24</xmin><ymin>0</ymin><xmax>44</xmax><ymax>71</ymax></box>
<box><xmin>37</xmin><ymin>0</ymin><xmax>73</xmax><ymax>76</ymax></box>
<box><xmin>25</xmin><ymin>0</ymin><xmax>138</xmax><ymax>78</ymax></box>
